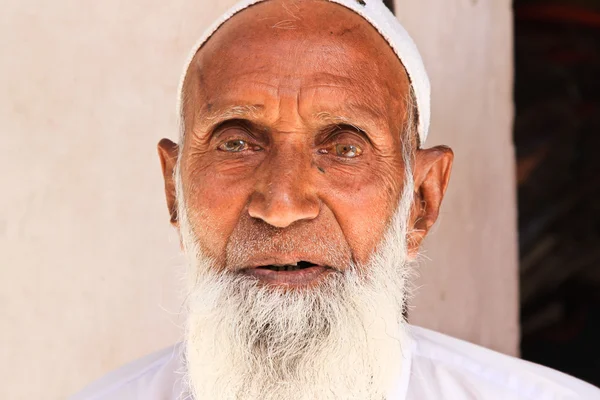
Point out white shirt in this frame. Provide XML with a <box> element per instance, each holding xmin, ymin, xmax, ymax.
<box><xmin>70</xmin><ymin>325</ymin><xmax>600</xmax><ymax>400</ymax></box>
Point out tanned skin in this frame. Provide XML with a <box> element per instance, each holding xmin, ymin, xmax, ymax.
<box><xmin>158</xmin><ymin>0</ymin><xmax>453</xmax><ymax>287</ymax></box>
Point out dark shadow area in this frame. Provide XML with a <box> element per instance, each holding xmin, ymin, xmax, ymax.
<box><xmin>382</xmin><ymin>0</ymin><xmax>394</xmax><ymax>14</ymax></box>
<box><xmin>515</xmin><ymin>0</ymin><xmax>600</xmax><ymax>387</ymax></box>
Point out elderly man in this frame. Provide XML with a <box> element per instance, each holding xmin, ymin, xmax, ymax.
<box><xmin>72</xmin><ymin>0</ymin><xmax>599</xmax><ymax>399</ymax></box>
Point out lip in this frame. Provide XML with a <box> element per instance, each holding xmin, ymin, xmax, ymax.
<box><xmin>234</xmin><ymin>254</ymin><xmax>340</xmax><ymax>287</ymax></box>
<box><xmin>242</xmin><ymin>265</ymin><xmax>333</xmax><ymax>287</ymax></box>
<box><xmin>241</xmin><ymin>255</ymin><xmax>328</xmax><ymax>270</ymax></box>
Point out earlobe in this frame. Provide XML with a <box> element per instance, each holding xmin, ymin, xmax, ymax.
<box><xmin>407</xmin><ymin>146</ymin><xmax>454</xmax><ymax>257</ymax></box>
<box><xmin>157</xmin><ymin>138</ymin><xmax>180</xmax><ymax>227</ymax></box>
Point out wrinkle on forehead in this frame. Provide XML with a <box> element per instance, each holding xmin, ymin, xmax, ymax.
<box><xmin>181</xmin><ymin>0</ymin><xmax>411</xmax><ymax>142</ymax></box>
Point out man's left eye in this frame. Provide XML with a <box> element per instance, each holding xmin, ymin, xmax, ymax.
<box><xmin>334</xmin><ymin>144</ymin><xmax>362</xmax><ymax>158</ymax></box>
<box><xmin>218</xmin><ymin>139</ymin><xmax>248</xmax><ymax>152</ymax></box>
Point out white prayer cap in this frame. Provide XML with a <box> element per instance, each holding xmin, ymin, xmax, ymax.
<box><xmin>177</xmin><ymin>0</ymin><xmax>431</xmax><ymax>146</ymax></box>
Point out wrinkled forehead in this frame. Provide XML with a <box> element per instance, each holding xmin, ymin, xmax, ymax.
<box><xmin>199</xmin><ymin>2</ymin><xmax>404</xmax><ymax>73</ymax></box>
<box><xmin>180</xmin><ymin>0</ymin><xmax>411</xmax><ymax>136</ymax></box>
<box><xmin>177</xmin><ymin>0</ymin><xmax>431</xmax><ymax>145</ymax></box>
<box><xmin>193</xmin><ymin>0</ymin><xmax>402</xmax><ymax>67</ymax></box>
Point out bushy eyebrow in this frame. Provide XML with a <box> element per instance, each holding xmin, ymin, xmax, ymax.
<box><xmin>314</xmin><ymin>111</ymin><xmax>366</xmax><ymax>131</ymax></box>
<box><xmin>313</xmin><ymin>107</ymin><xmax>388</xmax><ymax>143</ymax></box>
<box><xmin>203</xmin><ymin>104</ymin><xmax>264</xmax><ymax>124</ymax></box>
<box><xmin>312</xmin><ymin>111</ymin><xmax>376</xmax><ymax>147</ymax></box>
<box><xmin>195</xmin><ymin>102</ymin><xmax>385</xmax><ymax>142</ymax></box>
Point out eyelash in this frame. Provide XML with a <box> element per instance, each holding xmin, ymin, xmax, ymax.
<box><xmin>217</xmin><ymin>139</ymin><xmax>262</xmax><ymax>153</ymax></box>
<box><xmin>215</xmin><ymin>128</ymin><xmax>366</xmax><ymax>159</ymax></box>
<box><xmin>320</xmin><ymin>143</ymin><xmax>363</xmax><ymax>158</ymax></box>
<box><xmin>319</xmin><ymin>131</ymin><xmax>365</xmax><ymax>159</ymax></box>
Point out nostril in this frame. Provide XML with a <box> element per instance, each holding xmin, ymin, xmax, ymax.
<box><xmin>248</xmin><ymin>197</ymin><xmax>320</xmax><ymax>228</ymax></box>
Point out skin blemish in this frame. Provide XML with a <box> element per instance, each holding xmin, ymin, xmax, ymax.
<box><xmin>312</xmin><ymin>160</ymin><xmax>325</xmax><ymax>173</ymax></box>
<box><xmin>339</xmin><ymin>24</ymin><xmax>360</xmax><ymax>36</ymax></box>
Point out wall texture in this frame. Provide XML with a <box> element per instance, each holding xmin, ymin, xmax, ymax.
<box><xmin>395</xmin><ymin>0</ymin><xmax>519</xmax><ymax>356</ymax></box>
<box><xmin>0</xmin><ymin>0</ymin><xmax>517</xmax><ymax>399</ymax></box>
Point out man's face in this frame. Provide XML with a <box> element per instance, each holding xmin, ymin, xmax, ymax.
<box><xmin>158</xmin><ymin>2</ymin><xmax>453</xmax><ymax>398</ymax></box>
<box><xmin>159</xmin><ymin>0</ymin><xmax>451</xmax><ymax>288</ymax></box>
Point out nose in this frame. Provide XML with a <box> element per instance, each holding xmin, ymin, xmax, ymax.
<box><xmin>248</xmin><ymin>145</ymin><xmax>320</xmax><ymax>228</ymax></box>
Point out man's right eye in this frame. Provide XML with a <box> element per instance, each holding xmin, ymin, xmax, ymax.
<box><xmin>218</xmin><ymin>139</ymin><xmax>248</xmax><ymax>152</ymax></box>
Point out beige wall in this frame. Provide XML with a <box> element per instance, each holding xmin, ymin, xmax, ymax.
<box><xmin>0</xmin><ymin>0</ymin><xmax>517</xmax><ymax>399</ymax></box>
<box><xmin>396</xmin><ymin>0</ymin><xmax>519</xmax><ymax>356</ymax></box>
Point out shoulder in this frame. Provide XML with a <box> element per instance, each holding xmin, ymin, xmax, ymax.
<box><xmin>406</xmin><ymin>325</ymin><xmax>600</xmax><ymax>400</ymax></box>
<box><xmin>69</xmin><ymin>343</ymin><xmax>188</xmax><ymax>400</ymax></box>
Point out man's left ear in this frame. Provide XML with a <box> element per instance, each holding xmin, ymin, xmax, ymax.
<box><xmin>408</xmin><ymin>145</ymin><xmax>454</xmax><ymax>258</ymax></box>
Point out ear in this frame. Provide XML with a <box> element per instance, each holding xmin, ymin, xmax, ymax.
<box><xmin>157</xmin><ymin>138</ymin><xmax>180</xmax><ymax>227</ymax></box>
<box><xmin>407</xmin><ymin>145</ymin><xmax>454</xmax><ymax>258</ymax></box>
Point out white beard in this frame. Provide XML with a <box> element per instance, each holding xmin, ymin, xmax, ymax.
<box><xmin>176</xmin><ymin>166</ymin><xmax>415</xmax><ymax>400</ymax></box>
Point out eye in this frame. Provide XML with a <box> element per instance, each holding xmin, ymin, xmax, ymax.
<box><xmin>334</xmin><ymin>144</ymin><xmax>362</xmax><ymax>158</ymax></box>
<box><xmin>218</xmin><ymin>139</ymin><xmax>249</xmax><ymax>152</ymax></box>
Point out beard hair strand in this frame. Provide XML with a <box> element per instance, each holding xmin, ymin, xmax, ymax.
<box><xmin>176</xmin><ymin>155</ymin><xmax>415</xmax><ymax>400</ymax></box>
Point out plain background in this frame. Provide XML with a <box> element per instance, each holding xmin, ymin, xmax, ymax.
<box><xmin>0</xmin><ymin>0</ymin><xmax>517</xmax><ymax>398</ymax></box>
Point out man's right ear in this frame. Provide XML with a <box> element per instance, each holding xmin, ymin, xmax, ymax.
<box><xmin>157</xmin><ymin>139</ymin><xmax>180</xmax><ymax>227</ymax></box>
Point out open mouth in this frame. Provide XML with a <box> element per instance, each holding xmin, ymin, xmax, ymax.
<box><xmin>243</xmin><ymin>261</ymin><xmax>332</xmax><ymax>286</ymax></box>
<box><xmin>256</xmin><ymin>261</ymin><xmax>318</xmax><ymax>272</ymax></box>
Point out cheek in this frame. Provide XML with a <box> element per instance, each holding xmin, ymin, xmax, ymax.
<box><xmin>320</xmin><ymin>161</ymin><xmax>403</xmax><ymax>265</ymax></box>
<box><xmin>182</xmin><ymin>158</ymin><xmax>255</xmax><ymax>261</ymax></box>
